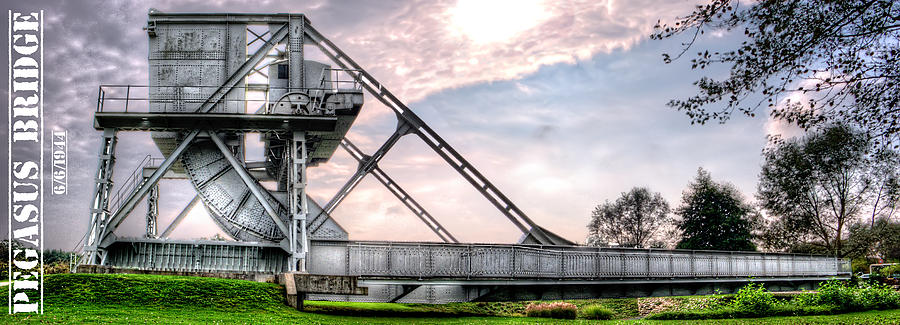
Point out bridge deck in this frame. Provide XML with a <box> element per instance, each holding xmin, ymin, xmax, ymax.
<box><xmin>103</xmin><ymin>238</ymin><xmax>850</xmax><ymax>280</ymax></box>
<box><xmin>99</xmin><ymin>238</ymin><xmax>850</xmax><ymax>303</ymax></box>
<box><xmin>310</xmin><ymin>240</ymin><xmax>849</xmax><ymax>280</ymax></box>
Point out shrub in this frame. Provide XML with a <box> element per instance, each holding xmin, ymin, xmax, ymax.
<box><xmin>647</xmin><ymin>280</ymin><xmax>899</xmax><ymax>321</ymax></box>
<box><xmin>877</xmin><ymin>264</ymin><xmax>900</xmax><ymax>278</ymax></box>
<box><xmin>815</xmin><ymin>279</ymin><xmax>856</xmax><ymax>310</ymax></box>
<box><xmin>524</xmin><ymin>302</ymin><xmax>577</xmax><ymax>319</ymax></box>
<box><xmin>855</xmin><ymin>283</ymin><xmax>900</xmax><ymax>310</ymax></box>
<box><xmin>729</xmin><ymin>283</ymin><xmax>777</xmax><ymax>314</ymax></box>
<box><xmin>791</xmin><ymin>291</ymin><xmax>819</xmax><ymax>307</ymax></box>
<box><xmin>45</xmin><ymin>262</ymin><xmax>71</xmax><ymax>275</ymax></box>
<box><xmin>804</xmin><ymin>279</ymin><xmax>900</xmax><ymax>311</ymax></box>
<box><xmin>580</xmin><ymin>304</ymin><xmax>614</xmax><ymax>320</ymax></box>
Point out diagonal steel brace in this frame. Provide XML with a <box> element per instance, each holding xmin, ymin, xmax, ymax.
<box><xmin>308</xmin><ymin>120</ymin><xmax>413</xmax><ymax>233</ymax></box>
<box><xmin>96</xmin><ymin>24</ymin><xmax>290</xmax><ymax>246</ymax></box>
<box><xmin>341</xmin><ymin>138</ymin><xmax>458</xmax><ymax>243</ymax></box>
<box><xmin>303</xmin><ymin>20</ymin><xmax>554</xmax><ymax>244</ymax></box>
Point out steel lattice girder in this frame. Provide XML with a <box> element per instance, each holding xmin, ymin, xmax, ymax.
<box><xmin>88</xmin><ymin>12</ymin><xmax>571</xmax><ymax>270</ymax></box>
<box><xmin>301</xmin><ymin>20</ymin><xmax>570</xmax><ymax>245</ymax></box>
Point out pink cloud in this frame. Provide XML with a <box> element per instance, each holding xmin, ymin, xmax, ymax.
<box><xmin>43</xmin><ymin>0</ymin><xmax>716</xmax><ymax>246</ymax></box>
<box><xmin>320</xmin><ymin>0</ymin><xmax>697</xmax><ymax>105</ymax></box>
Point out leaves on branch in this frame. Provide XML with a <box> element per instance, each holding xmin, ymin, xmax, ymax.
<box><xmin>654</xmin><ymin>0</ymin><xmax>900</xmax><ymax>149</ymax></box>
<box><xmin>756</xmin><ymin>125</ymin><xmax>900</xmax><ymax>256</ymax></box>
<box><xmin>675</xmin><ymin>168</ymin><xmax>757</xmax><ymax>251</ymax></box>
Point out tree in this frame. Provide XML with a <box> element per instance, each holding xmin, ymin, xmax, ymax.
<box><xmin>652</xmin><ymin>0</ymin><xmax>900</xmax><ymax>149</ymax></box>
<box><xmin>0</xmin><ymin>240</ymin><xmax>75</xmax><ymax>276</ymax></box>
<box><xmin>675</xmin><ymin>168</ymin><xmax>756</xmax><ymax>251</ymax></box>
<box><xmin>847</xmin><ymin>217</ymin><xmax>900</xmax><ymax>262</ymax></box>
<box><xmin>757</xmin><ymin>125</ymin><xmax>900</xmax><ymax>256</ymax></box>
<box><xmin>586</xmin><ymin>187</ymin><xmax>671</xmax><ymax>248</ymax></box>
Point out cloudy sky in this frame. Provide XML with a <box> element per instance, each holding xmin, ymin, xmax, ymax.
<box><xmin>1</xmin><ymin>0</ymin><xmax>801</xmax><ymax>250</ymax></box>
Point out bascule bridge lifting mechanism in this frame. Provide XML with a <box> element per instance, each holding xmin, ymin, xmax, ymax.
<box><xmin>80</xmin><ymin>11</ymin><xmax>849</xmax><ymax>303</ymax></box>
<box><xmin>81</xmin><ymin>10</ymin><xmax>570</xmax><ymax>274</ymax></box>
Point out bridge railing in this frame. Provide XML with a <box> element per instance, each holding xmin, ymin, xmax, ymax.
<box><xmin>335</xmin><ymin>241</ymin><xmax>849</xmax><ymax>279</ymax></box>
<box><xmin>95</xmin><ymin>82</ymin><xmax>363</xmax><ymax>113</ymax></box>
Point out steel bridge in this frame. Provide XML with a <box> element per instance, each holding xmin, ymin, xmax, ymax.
<box><xmin>78</xmin><ymin>11</ymin><xmax>850</xmax><ymax>303</ymax></box>
<box><xmin>101</xmin><ymin>238</ymin><xmax>847</xmax><ymax>302</ymax></box>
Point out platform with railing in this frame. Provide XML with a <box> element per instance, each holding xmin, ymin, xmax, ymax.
<box><xmin>93</xmin><ymin>68</ymin><xmax>362</xmax><ymax>132</ymax></box>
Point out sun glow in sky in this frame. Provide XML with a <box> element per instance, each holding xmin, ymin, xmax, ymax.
<box><xmin>448</xmin><ymin>0</ymin><xmax>552</xmax><ymax>44</ymax></box>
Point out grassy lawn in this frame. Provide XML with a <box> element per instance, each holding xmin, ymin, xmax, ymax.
<box><xmin>2</xmin><ymin>305</ymin><xmax>898</xmax><ymax>324</ymax></box>
<box><xmin>302</xmin><ymin>298</ymin><xmax>639</xmax><ymax>318</ymax></box>
<box><xmin>0</xmin><ymin>273</ymin><xmax>896</xmax><ymax>324</ymax></box>
<box><xmin>0</xmin><ymin>304</ymin><xmax>536</xmax><ymax>324</ymax></box>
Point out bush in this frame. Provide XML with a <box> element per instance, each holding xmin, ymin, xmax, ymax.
<box><xmin>787</xmin><ymin>280</ymin><xmax>900</xmax><ymax>312</ymax></box>
<box><xmin>814</xmin><ymin>280</ymin><xmax>856</xmax><ymax>309</ymax></box>
<box><xmin>812</xmin><ymin>279</ymin><xmax>899</xmax><ymax>311</ymax></box>
<box><xmin>524</xmin><ymin>302</ymin><xmax>577</xmax><ymax>319</ymax></box>
<box><xmin>580</xmin><ymin>304</ymin><xmax>614</xmax><ymax>320</ymax></box>
<box><xmin>856</xmin><ymin>284</ymin><xmax>900</xmax><ymax>310</ymax></box>
<box><xmin>647</xmin><ymin>280</ymin><xmax>900</xmax><ymax>320</ymax></box>
<box><xmin>729</xmin><ymin>283</ymin><xmax>777</xmax><ymax>314</ymax></box>
<box><xmin>877</xmin><ymin>264</ymin><xmax>900</xmax><ymax>278</ymax></box>
<box><xmin>45</xmin><ymin>262</ymin><xmax>71</xmax><ymax>275</ymax></box>
<box><xmin>791</xmin><ymin>291</ymin><xmax>819</xmax><ymax>307</ymax></box>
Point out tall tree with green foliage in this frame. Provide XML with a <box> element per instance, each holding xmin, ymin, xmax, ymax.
<box><xmin>587</xmin><ymin>187</ymin><xmax>671</xmax><ymax>248</ymax></box>
<box><xmin>675</xmin><ymin>168</ymin><xmax>756</xmax><ymax>251</ymax></box>
<box><xmin>653</xmin><ymin>0</ymin><xmax>900</xmax><ymax>149</ymax></box>
<box><xmin>847</xmin><ymin>217</ymin><xmax>900</xmax><ymax>262</ymax></box>
<box><xmin>757</xmin><ymin>125</ymin><xmax>899</xmax><ymax>256</ymax></box>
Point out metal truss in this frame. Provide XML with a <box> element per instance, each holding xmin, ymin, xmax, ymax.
<box><xmin>84</xmin><ymin>14</ymin><xmax>856</xmax><ymax>306</ymax></box>
<box><xmin>209</xmin><ymin>132</ymin><xmax>289</xmax><ymax>236</ymax></box>
<box><xmin>146</xmin><ymin>184</ymin><xmax>159</xmax><ymax>238</ymax></box>
<box><xmin>90</xmin><ymin>23</ymin><xmax>291</xmax><ymax>256</ymax></box>
<box><xmin>302</xmin><ymin>21</ymin><xmax>556</xmax><ymax>244</ymax></box>
<box><xmin>339</xmin><ymin>138</ymin><xmax>458</xmax><ymax>243</ymax></box>
<box><xmin>322</xmin><ymin>241</ymin><xmax>851</xmax><ymax>280</ymax></box>
<box><xmin>289</xmin><ymin>131</ymin><xmax>310</xmax><ymax>271</ymax></box>
<box><xmin>318</xmin><ymin>121</ymin><xmax>411</xmax><ymax>217</ymax></box>
<box><xmin>159</xmin><ymin>195</ymin><xmax>200</xmax><ymax>238</ymax></box>
<box><xmin>83</xmin><ymin>128</ymin><xmax>118</xmax><ymax>262</ymax></box>
<box><xmin>85</xmin><ymin>13</ymin><xmax>567</xmax><ymax>271</ymax></box>
<box><xmin>287</xmin><ymin>16</ymin><xmax>310</xmax><ymax>272</ymax></box>
<box><xmin>97</xmin><ymin>129</ymin><xmax>201</xmax><ymax>249</ymax></box>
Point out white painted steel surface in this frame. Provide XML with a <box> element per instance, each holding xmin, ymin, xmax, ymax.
<box><xmin>309</xmin><ymin>241</ymin><xmax>849</xmax><ymax>279</ymax></box>
<box><xmin>108</xmin><ymin>239</ymin><xmax>849</xmax><ymax>280</ymax></box>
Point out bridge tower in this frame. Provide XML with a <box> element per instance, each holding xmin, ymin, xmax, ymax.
<box><xmin>80</xmin><ymin>10</ymin><xmax>569</xmax><ymax>274</ymax></box>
